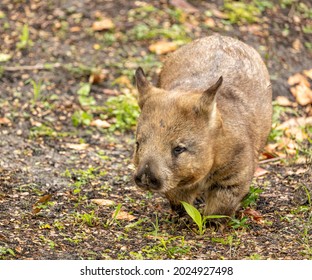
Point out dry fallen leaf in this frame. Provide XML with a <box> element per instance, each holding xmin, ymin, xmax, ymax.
<box><xmin>275</xmin><ymin>96</ymin><xmax>294</xmax><ymax>107</ymax></box>
<box><xmin>292</xmin><ymin>38</ymin><xmax>302</xmax><ymax>52</ymax></box>
<box><xmin>113</xmin><ymin>210</ymin><xmax>136</xmax><ymax>221</ymax></box>
<box><xmin>65</xmin><ymin>143</ymin><xmax>89</xmax><ymax>150</ymax></box>
<box><xmin>70</xmin><ymin>26</ymin><xmax>81</xmax><ymax>32</ymax></box>
<box><xmin>91</xmin><ymin>199</ymin><xmax>115</xmax><ymax>206</ymax></box>
<box><xmin>211</xmin><ymin>8</ymin><xmax>228</xmax><ymax>19</ymax></box>
<box><xmin>287</xmin><ymin>73</ymin><xmax>310</xmax><ymax>87</ymax></box>
<box><xmin>32</xmin><ymin>194</ymin><xmax>52</xmax><ymax>214</ymax></box>
<box><xmin>170</xmin><ymin>0</ymin><xmax>198</xmax><ymax>13</ymax></box>
<box><xmin>90</xmin><ymin>119</ymin><xmax>111</xmax><ymax>128</ymax></box>
<box><xmin>204</xmin><ymin>18</ymin><xmax>216</xmax><ymax>28</ymax></box>
<box><xmin>92</xmin><ymin>18</ymin><xmax>114</xmax><ymax>31</ymax></box>
<box><xmin>243</xmin><ymin>208</ymin><xmax>263</xmax><ymax>222</ymax></box>
<box><xmin>303</xmin><ymin>69</ymin><xmax>312</xmax><ymax>80</ymax></box>
<box><xmin>149</xmin><ymin>41</ymin><xmax>178</xmax><ymax>55</ymax></box>
<box><xmin>103</xmin><ymin>88</ymin><xmax>119</xmax><ymax>96</ymax></box>
<box><xmin>276</xmin><ymin>116</ymin><xmax>312</xmax><ymax>129</ymax></box>
<box><xmin>254</xmin><ymin>167</ymin><xmax>269</xmax><ymax>177</ymax></box>
<box><xmin>290</xmin><ymin>84</ymin><xmax>312</xmax><ymax>106</ymax></box>
<box><xmin>288</xmin><ymin>71</ymin><xmax>312</xmax><ymax>106</ymax></box>
<box><xmin>0</xmin><ymin>117</ymin><xmax>11</xmax><ymax>125</ymax></box>
<box><xmin>89</xmin><ymin>69</ymin><xmax>108</xmax><ymax>84</ymax></box>
<box><xmin>113</xmin><ymin>75</ymin><xmax>132</xmax><ymax>87</ymax></box>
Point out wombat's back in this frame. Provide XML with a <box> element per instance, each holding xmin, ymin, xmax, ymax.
<box><xmin>159</xmin><ymin>35</ymin><xmax>270</xmax><ymax>94</ymax></box>
<box><xmin>159</xmin><ymin>34</ymin><xmax>272</xmax><ymax>153</ymax></box>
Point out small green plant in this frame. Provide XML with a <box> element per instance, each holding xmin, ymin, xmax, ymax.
<box><xmin>0</xmin><ymin>247</ymin><xmax>15</xmax><ymax>259</ymax></box>
<box><xmin>138</xmin><ymin>236</ymin><xmax>190</xmax><ymax>259</ymax></box>
<box><xmin>39</xmin><ymin>235</ymin><xmax>57</xmax><ymax>249</ymax></box>
<box><xmin>150</xmin><ymin>214</ymin><xmax>159</xmax><ymax>237</ymax></box>
<box><xmin>212</xmin><ymin>235</ymin><xmax>235</xmax><ymax>246</ymax></box>
<box><xmin>16</xmin><ymin>24</ymin><xmax>33</xmax><ymax>50</ymax></box>
<box><xmin>77</xmin><ymin>82</ymin><xmax>96</xmax><ymax>106</ymax></box>
<box><xmin>72</xmin><ymin>110</ymin><xmax>93</xmax><ymax>127</ymax></box>
<box><xmin>26</xmin><ymin>79</ymin><xmax>42</xmax><ymax>103</ymax></box>
<box><xmin>105</xmin><ymin>203</ymin><xmax>122</xmax><ymax>227</ymax></box>
<box><xmin>241</xmin><ymin>186</ymin><xmax>264</xmax><ymax>208</ymax></box>
<box><xmin>105</xmin><ymin>93</ymin><xmax>140</xmax><ymax>132</ymax></box>
<box><xmin>248</xmin><ymin>253</ymin><xmax>264</xmax><ymax>260</ymax></box>
<box><xmin>223</xmin><ymin>0</ymin><xmax>262</xmax><ymax>24</ymax></box>
<box><xmin>181</xmin><ymin>201</ymin><xmax>228</xmax><ymax>235</ymax></box>
<box><xmin>30</xmin><ymin>123</ymin><xmax>56</xmax><ymax>138</ymax></box>
<box><xmin>75</xmin><ymin>210</ymin><xmax>99</xmax><ymax>227</ymax></box>
<box><xmin>229</xmin><ymin>216</ymin><xmax>249</xmax><ymax>229</ymax></box>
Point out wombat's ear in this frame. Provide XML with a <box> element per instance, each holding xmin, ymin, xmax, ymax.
<box><xmin>197</xmin><ymin>76</ymin><xmax>223</xmax><ymax>116</ymax></box>
<box><xmin>135</xmin><ymin>67</ymin><xmax>152</xmax><ymax>108</ymax></box>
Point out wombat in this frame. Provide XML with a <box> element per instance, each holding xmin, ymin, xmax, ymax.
<box><xmin>133</xmin><ymin>34</ymin><xmax>272</xmax><ymax>217</ymax></box>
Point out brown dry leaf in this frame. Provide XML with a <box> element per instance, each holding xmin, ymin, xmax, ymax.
<box><xmin>240</xmin><ymin>24</ymin><xmax>268</xmax><ymax>36</ymax></box>
<box><xmin>287</xmin><ymin>73</ymin><xmax>310</xmax><ymax>87</ymax></box>
<box><xmin>32</xmin><ymin>194</ymin><xmax>52</xmax><ymax>214</ymax></box>
<box><xmin>70</xmin><ymin>26</ymin><xmax>81</xmax><ymax>32</ymax></box>
<box><xmin>277</xmin><ymin>116</ymin><xmax>312</xmax><ymax>130</ymax></box>
<box><xmin>290</xmin><ymin>84</ymin><xmax>312</xmax><ymax>106</ymax></box>
<box><xmin>254</xmin><ymin>167</ymin><xmax>269</xmax><ymax>177</ymax></box>
<box><xmin>65</xmin><ymin>143</ymin><xmax>89</xmax><ymax>150</ymax></box>
<box><xmin>211</xmin><ymin>8</ymin><xmax>228</xmax><ymax>19</ymax></box>
<box><xmin>170</xmin><ymin>0</ymin><xmax>198</xmax><ymax>13</ymax></box>
<box><xmin>113</xmin><ymin>75</ymin><xmax>132</xmax><ymax>87</ymax></box>
<box><xmin>103</xmin><ymin>88</ymin><xmax>119</xmax><ymax>96</ymax></box>
<box><xmin>275</xmin><ymin>96</ymin><xmax>294</xmax><ymax>107</ymax></box>
<box><xmin>90</xmin><ymin>119</ymin><xmax>111</xmax><ymax>128</ymax></box>
<box><xmin>0</xmin><ymin>117</ymin><xmax>11</xmax><ymax>125</ymax></box>
<box><xmin>243</xmin><ymin>208</ymin><xmax>263</xmax><ymax>222</ymax></box>
<box><xmin>113</xmin><ymin>210</ymin><xmax>136</xmax><ymax>221</ymax></box>
<box><xmin>204</xmin><ymin>18</ymin><xmax>216</xmax><ymax>28</ymax></box>
<box><xmin>303</xmin><ymin>69</ymin><xmax>312</xmax><ymax>80</ymax></box>
<box><xmin>92</xmin><ymin>18</ymin><xmax>114</xmax><ymax>31</ymax></box>
<box><xmin>292</xmin><ymin>38</ymin><xmax>302</xmax><ymax>52</ymax></box>
<box><xmin>89</xmin><ymin>69</ymin><xmax>108</xmax><ymax>84</ymax></box>
<box><xmin>149</xmin><ymin>41</ymin><xmax>178</xmax><ymax>55</ymax></box>
<box><xmin>91</xmin><ymin>199</ymin><xmax>115</xmax><ymax>206</ymax></box>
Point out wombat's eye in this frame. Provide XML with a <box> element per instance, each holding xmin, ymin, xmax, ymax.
<box><xmin>173</xmin><ymin>146</ymin><xmax>187</xmax><ymax>156</ymax></box>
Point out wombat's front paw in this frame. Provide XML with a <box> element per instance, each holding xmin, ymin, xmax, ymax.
<box><xmin>170</xmin><ymin>203</ymin><xmax>187</xmax><ymax>217</ymax></box>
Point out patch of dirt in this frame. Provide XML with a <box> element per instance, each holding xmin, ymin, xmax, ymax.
<box><xmin>0</xmin><ymin>0</ymin><xmax>311</xmax><ymax>260</ymax></box>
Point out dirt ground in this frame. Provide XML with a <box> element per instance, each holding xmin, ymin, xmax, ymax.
<box><xmin>0</xmin><ymin>0</ymin><xmax>311</xmax><ymax>260</ymax></box>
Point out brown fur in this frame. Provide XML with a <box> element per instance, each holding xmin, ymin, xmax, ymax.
<box><xmin>133</xmin><ymin>35</ymin><xmax>272</xmax><ymax>217</ymax></box>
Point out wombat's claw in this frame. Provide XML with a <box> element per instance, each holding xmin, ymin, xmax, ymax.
<box><xmin>170</xmin><ymin>204</ymin><xmax>186</xmax><ymax>217</ymax></box>
<box><xmin>194</xmin><ymin>197</ymin><xmax>205</xmax><ymax>207</ymax></box>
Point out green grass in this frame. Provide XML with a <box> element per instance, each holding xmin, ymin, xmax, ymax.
<box><xmin>16</xmin><ymin>24</ymin><xmax>33</xmax><ymax>50</ymax></box>
<box><xmin>104</xmin><ymin>93</ymin><xmax>140</xmax><ymax>132</ymax></box>
<box><xmin>74</xmin><ymin>210</ymin><xmax>99</xmax><ymax>227</ymax></box>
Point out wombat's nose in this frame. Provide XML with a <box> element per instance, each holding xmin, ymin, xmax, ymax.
<box><xmin>134</xmin><ymin>170</ymin><xmax>161</xmax><ymax>190</ymax></box>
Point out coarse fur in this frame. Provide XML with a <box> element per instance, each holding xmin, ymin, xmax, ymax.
<box><xmin>133</xmin><ymin>34</ymin><xmax>272</xmax><ymax>217</ymax></box>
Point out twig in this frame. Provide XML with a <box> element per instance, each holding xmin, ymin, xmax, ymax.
<box><xmin>259</xmin><ymin>157</ymin><xmax>283</xmax><ymax>164</ymax></box>
<box><xmin>3</xmin><ymin>63</ymin><xmax>61</xmax><ymax>72</ymax></box>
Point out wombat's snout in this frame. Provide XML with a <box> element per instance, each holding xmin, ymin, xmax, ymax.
<box><xmin>134</xmin><ymin>163</ymin><xmax>162</xmax><ymax>191</ymax></box>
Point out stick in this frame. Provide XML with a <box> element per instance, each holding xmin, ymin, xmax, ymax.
<box><xmin>3</xmin><ymin>63</ymin><xmax>61</xmax><ymax>71</ymax></box>
<box><xmin>259</xmin><ymin>157</ymin><xmax>283</xmax><ymax>164</ymax></box>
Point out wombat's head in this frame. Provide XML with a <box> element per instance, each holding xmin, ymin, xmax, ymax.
<box><xmin>133</xmin><ymin>67</ymin><xmax>223</xmax><ymax>193</ymax></box>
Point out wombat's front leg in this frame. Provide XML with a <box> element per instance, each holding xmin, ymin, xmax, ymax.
<box><xmin>203</xmin><ymin>182</ymin><xmax>250</xmax><ymax>217</ymax></box>
<box><xmin>165</xmin><ymin>187</ymin><xmax>199</xmax><ymax>216</ymax></box>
